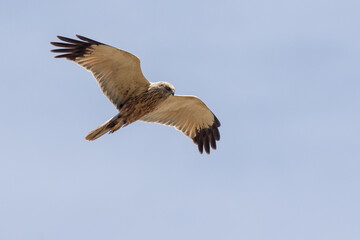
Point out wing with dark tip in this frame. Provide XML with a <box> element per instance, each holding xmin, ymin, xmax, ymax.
<box><xmin>140</xmin><ymin>95</ymin><xmax>221</xmax><ymax>154</ymax></box>
<box><xmin>50</xmin><ymin>35</ymin><xmax>150</xmax><ymax>110</ymax></box>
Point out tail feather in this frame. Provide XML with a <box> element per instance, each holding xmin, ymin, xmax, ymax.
<box><xmin>85</xmin><ymin>113</ymin><xmax>123</xmax><ymax>141</ymax></box>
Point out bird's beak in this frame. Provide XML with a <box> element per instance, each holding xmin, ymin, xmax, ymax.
<box><xmin>171</xmin><ymin>92</ymin><xmax>174</xmax><ymax>96</ymax></box>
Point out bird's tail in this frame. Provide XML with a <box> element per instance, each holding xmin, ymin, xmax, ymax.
<box><xmin>85</xmin><ymin>113</ymin><xmax>124</xmax><ymax>141</ymax></box>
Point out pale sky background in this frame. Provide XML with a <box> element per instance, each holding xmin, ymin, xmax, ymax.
<box><xmin>1</xmin><ymin>0</ymin><xmax>359</xmax><ymax>239</ymax></box>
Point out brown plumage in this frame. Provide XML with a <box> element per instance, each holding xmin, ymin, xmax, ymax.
<box><xmin>50</xmin><ymin>35</ymin><xmax>221</xmax><ymax>154</ymax></box>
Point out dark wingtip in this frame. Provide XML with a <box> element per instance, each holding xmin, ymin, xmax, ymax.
<box><xmin>50</xmin><ymin>35</ymin><xmax>104</xmax><ymax>60</ymax></box>
<box><xmin>192</xmin><ymin>114</ymin><xmax>221</xmax><ymax>155</ymax></box>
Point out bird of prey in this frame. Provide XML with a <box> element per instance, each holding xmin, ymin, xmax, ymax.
<box><xmin>50</xmin><ymin>35</ymin><xmax>220</xmax><ymax>154</ymax></box>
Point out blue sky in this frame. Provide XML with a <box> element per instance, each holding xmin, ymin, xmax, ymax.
<box><xmin>1</xmin><ymin>0</ymin><xmax>359</xmax><ymax>239</ymax></box>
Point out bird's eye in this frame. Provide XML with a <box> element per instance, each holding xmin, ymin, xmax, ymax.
<box><xmin>165</xmin><ymin>86</ymin><xmax>171</xmax><ymax>91</ymax></box>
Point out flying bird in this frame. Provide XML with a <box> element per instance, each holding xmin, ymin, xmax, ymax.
<box><xmin>50</xmin><ymin>35</ymin><xmax>220</xmax><ymax>154</ymax></box>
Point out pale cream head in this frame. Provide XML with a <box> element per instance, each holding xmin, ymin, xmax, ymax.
<box><xmin>149</xmin><ymin>81</ymin><xmax>175</xmax><ymax>96</ymax></box>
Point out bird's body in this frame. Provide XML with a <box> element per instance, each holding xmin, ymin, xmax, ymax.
<box><xmin>51</xmin><ymin>35</ymin><xmax>220</xmax><ymax>154</ymax></box>
<box><xmin>86</xmin><ymin>82</ymin><xmax>174</xmax><ymax>140</ymax></box>
<box><xmin>119</xmin><ymin>83</ymin><xmax>172</xmax><ymax>126</ymax></box>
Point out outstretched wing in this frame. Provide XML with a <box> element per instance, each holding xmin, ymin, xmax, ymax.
<box><xmin>50</xmin><ymin>35</ymin><xmax>150</xmax><ymax>110</ymax></box>
<box><xmin>140</xmin><ymin>95</ymin><xmax>221</xmax><ymax>154</ymax></box>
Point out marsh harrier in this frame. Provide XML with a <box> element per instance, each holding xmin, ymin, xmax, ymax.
<box><xmin>51</xmin><ymin>35</ymin><xmax>220</xmax><ymax>154</ymax></box>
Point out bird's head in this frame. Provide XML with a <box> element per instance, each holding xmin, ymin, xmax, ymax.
<box><xmin>150</xmin><ymin>82</ymin><xmax>175</xmax><ymax>96</ymax></box>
